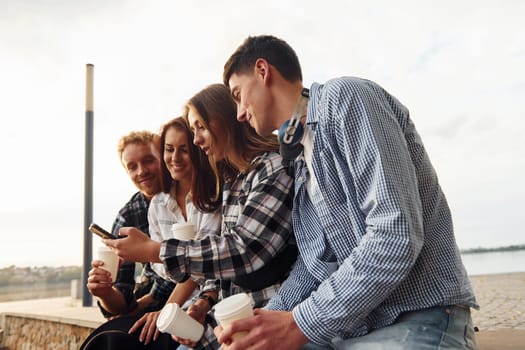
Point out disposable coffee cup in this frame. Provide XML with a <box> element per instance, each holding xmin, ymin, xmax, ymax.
<box><xmin>171</xmin><ymin>222</ymin><xmax>195</xmax><ymax>241</ymax></box>
<box><xmin>157</xmin><ymin>303</ymin><xmax>204</xmax><ymax>342</ymax></box>
<box><xmin>213</xmin><ymin>293</ymin><xmax>254</xmax><ymax>340</ymax></box>
<box><xmin>95</xmin><ymin>245</ymin><xmax>119</xmax><ymax>283</ymax></box>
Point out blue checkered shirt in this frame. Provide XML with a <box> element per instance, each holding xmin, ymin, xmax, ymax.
<box><xmin>265</xmin><ymin>77</ymin><xmax>478</xmax><ymax>345</ymax></box>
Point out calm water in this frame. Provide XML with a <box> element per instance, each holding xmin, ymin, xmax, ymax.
<box><xmin>0</xmin><ymin>282</ymin><xmax>70</xmax><ymax>302</ymax></box>
<box><xmin>460</xmin><ymin>249</ymin><xmax>525</xmax><ymax>276</ymax></box>
<box><xmin>0</xmin><ymin>251</ymin><xmax>523</xmax><ymax>303</ymax></box>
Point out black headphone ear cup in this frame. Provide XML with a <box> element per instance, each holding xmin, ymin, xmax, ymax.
<box><xmin>279</xmin><ymin>141</ymin><xmax>303</xmax><ymax>176</ymax></box>
<box><xmin>279</xmin><ymin>140</ymin><xmax>303</xmax><ymax>160</ymax></box>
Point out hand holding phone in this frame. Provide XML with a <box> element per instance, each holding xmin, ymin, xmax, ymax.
<box><xmin>89</xmin><ymin>223</ymin><xmax>121</xmax><ymax>240</ymax></box>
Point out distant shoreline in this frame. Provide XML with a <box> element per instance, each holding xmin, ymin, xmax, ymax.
<box><xmin>460</xmin><ymin>244</ymin><xmax>525</xmax><ymax>255</ymax></box>
<box><xmin>1</xmin><ymin>244</ymin><xmax>524</xmax><ymax>270</ymax></box>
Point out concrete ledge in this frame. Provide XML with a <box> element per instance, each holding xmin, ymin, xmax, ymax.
<box><xmin>0</xmin><ymin>296</ymin><xmax>105</xmax><ymax>349</ymax></box>
<box><xmin>0</xmin><ymin>296</ymin><xmax>105</xmax><ymax>325</ymax></box>
<box><xmin>2</xmin><ymin>311</ymin><xmax>102</xmax><ymax>329</ymax></box>
<box><xmin>476</xmin><ymin>329</ymin><xmax>525</xmax><ymax>350</ymax></box>
<box><xmin>1</xmin><ymin>314</ymin><xmax>98</xmax><ymax>350</ymax></box>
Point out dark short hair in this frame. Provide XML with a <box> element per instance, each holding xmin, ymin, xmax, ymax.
<box><xmin>223</xmin><ymin>35</ymin><xmax>302</xmax><ymax>86</ymax></box>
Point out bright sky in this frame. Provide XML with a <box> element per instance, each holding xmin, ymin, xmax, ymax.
<box><xmin>1</xmin><ymin>0</ymin><xmax>524</xmax><ymax>268</ymax></box>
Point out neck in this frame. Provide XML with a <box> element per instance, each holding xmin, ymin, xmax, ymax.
<box><xmin>174</xmin><ymin>179</ymin><xmax>191</xmax><ymax>220</ymax></box>
<box><xmin>144</xmin><ymin>193</ymin><xmax>153</xmax><ymax>203</ymax></box>
<box><xmin>176</xmin><ymin>178</ymin><xmax>191</xmax><ymax>197</ymax></box>
<box><xmin>274</xmin><ymin>83</ymin><xmax>305</xmax><ymax>129</ymax></box>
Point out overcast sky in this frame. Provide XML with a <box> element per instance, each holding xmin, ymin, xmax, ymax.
<box><xmin>1</xmin><ymin>0</ymin><xmax>524</xmax><ymax>268</ymax></box>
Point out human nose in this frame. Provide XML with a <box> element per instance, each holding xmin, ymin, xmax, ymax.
<box><xmin>137</xmin><ymin>163</ymin><xmax>147</xmax><ymax>176</ymax></box>
<box><xmin>193</xmin><ymin>130</ymin><xmax>203</xmax><ymax>146</ymax></box>
<box><xmin>171</xmin><ymin>149</ymin><xmax>181</xmax><ymax>162</ymax></box>
<box><xmin>237</xmin><ymin>103</ymin><xmax>247</xmax><ymax>122</ymax></box>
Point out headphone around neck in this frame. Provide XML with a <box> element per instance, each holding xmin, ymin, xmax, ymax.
<box><xmin>278</xmin><ymin>88</ymin><xmax>309</xmax><ymax>175</ymax></box>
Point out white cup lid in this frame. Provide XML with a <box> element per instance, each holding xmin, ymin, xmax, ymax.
<box><xmin>171</xmin><ymin>222</ymin><xmax>194</xmax><ymax>230</ymax></box>
<box><xmin>214</xmin><ymin>293</ymin><xmax>253</xmax><ymax>319</ymax></box>
<box><xmin>157</xmin><ymin>303</ymin><xmax>178</xmax><ymax>331</ymax></box>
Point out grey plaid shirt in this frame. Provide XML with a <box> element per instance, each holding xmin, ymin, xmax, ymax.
<box><xmin>160</xmin><ymin>151</ymin><xmax>295</xmax><ymax>308</ymax></box>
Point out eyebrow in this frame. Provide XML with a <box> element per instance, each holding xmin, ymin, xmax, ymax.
<box><xmin>230</xmin><ymin>86</ymin><xmax>239</xmax><ymax>100</ymax></box>
<box><xmin>187</xmin><ymin>117</ymin><xmax>200</xmax><ymax>128</ymax></box>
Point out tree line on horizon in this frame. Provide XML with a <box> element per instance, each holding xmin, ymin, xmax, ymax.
<box><xmin>0</xmin><ymin>265</ymin><xmax>81</xmax><ymax>287</ymax></box>
<box><xmin>460</xmin><ymin>244</ymin><xmax>525</xmax><ymax>254</ymax></box>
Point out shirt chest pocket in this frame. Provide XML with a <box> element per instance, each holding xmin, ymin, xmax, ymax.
<box><xmin>222</xmin><ymin>188</ymin><xmax>247</xmax><ymax>231</ymax></box>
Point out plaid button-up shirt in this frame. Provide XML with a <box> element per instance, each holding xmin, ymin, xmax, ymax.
<box><xmin>160</xmin><ymin>152</ymin><xmax>295</xmax><ymax>308</ymax></box>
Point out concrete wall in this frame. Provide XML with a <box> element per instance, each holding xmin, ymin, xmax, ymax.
<box><xmin>1</xmin><ymin>313</ymin><xmax>97</xmax><ymax>350</ymax></box>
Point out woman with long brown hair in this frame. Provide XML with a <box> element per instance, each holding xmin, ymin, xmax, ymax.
<box><xmin>106</xmin><ymin>85</ymin><xmax>297</xmax><ymax>350</ymax></box>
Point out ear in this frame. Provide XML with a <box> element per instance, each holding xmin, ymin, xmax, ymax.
<box><xmin>254</xmin><ymin>58</ymin><xmax>271</xmax><ymax>85</ymax></box>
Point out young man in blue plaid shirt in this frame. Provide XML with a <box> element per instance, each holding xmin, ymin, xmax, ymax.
<box><xmin>216</xmin><ymin>35</ymin><xmax>478</xmax><ymax>349</ymax></box>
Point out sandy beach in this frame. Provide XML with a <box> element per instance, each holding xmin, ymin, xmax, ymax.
<box><xmin>470</xmin><ymin>272</ymin><xmax>525</xmax><ymax>330</ymax></box>
<box><xmin>469</xmin><ymin>272</ymin><xmax>525</xmax><ymax>349</ymax></box>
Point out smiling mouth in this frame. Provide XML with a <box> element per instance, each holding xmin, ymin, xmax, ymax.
<box><xmin>139</xmin><ymin>176</ymin><xmax>154</xmax><ymax>184</ymax></box>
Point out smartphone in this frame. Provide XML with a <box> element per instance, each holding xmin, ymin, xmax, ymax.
<box><xmin>89</xmin><ymin>223</ymin><xmax>121</xmax><ymax>240</ymax></box>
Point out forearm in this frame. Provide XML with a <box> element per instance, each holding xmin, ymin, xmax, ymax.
<box><xmin>135</xmin><ymin>293</ymin><xmax>154</xmax><ymax>312</ymax></box>
<box><xmin>97</xmin><ymin>287</ymin><xmax>128</xmax><ymax>316</ymax></box>
<box><xmin>166</xmin><ymin>279</ymin><xmax>198</xmax><ymax>306</ymax></box>
<box><xmin>161</xmin><ymin>233</ymin><xmax>293</xmax><ymax>284</ymax></box>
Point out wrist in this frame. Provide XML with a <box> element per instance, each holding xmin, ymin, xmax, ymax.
<box><xmin>148</xmin><ymin>240</ymin><xmax>162</xmax><ymax>263</ymax></box>
<box><xmin>138</xmin><ymin>293</ymin><xmax>154</xmax><ymax>306</ymax></box>
<box><xmin>289</xmin><ymin>309</ymin><xmax>310</xmax><ymax>347</ymax></box>
<box><xmin>197</xmin><ymin>293</ymin><xmax>217</xmax><ymax>309</ymax></box>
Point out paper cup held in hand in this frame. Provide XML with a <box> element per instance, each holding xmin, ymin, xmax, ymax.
<box><xmin>95</xmin><ymin>245</ymin><xmax>119</xmax><ymax>282</ymax></box>
<box><xmin>213</xmin><ymin>293</ymin><xmax>254</xmax><ymax>340</ymax></box>
<box><xmin>157</xmin><ymin>303</ymin><xmax>204</xmax><ymax>342</ymax></box>
<box><xmin>171</xmin><ymin>222</ymin><xmax>195</xmax><ymax>241</ymax></box>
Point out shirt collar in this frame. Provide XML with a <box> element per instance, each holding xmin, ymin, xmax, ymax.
<box><xmin>306</xmin><ymin>82</ymin><xmax>321</xmax><ymax>126</ymax></box>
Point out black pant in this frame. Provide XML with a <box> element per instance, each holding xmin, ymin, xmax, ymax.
<box><xmin>80</xmin><ymin>311</ymin><xmax>179</xmax><ymax>350</ymax></box>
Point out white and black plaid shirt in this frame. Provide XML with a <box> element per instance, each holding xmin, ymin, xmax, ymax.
<box><xmin>160</xmin><ymin>152</ymin><xmax>295</xmax><ymax>308</ymax></box>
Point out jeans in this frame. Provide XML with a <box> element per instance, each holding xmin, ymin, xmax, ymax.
<box><xmin>300</xmin><ymin>305</ymin><xmax>477</xmax><ymax>350</ymax></box>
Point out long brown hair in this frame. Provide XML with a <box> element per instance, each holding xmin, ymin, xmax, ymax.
<box><xmin>184</xmin><ymin>84</ymin><xmax>279</xmax><ymax>188</ymax></box>
<box><xmin>159</xmin><ymin>117</ymin><xmax>220</xmax><ymax>212</ymax></box>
